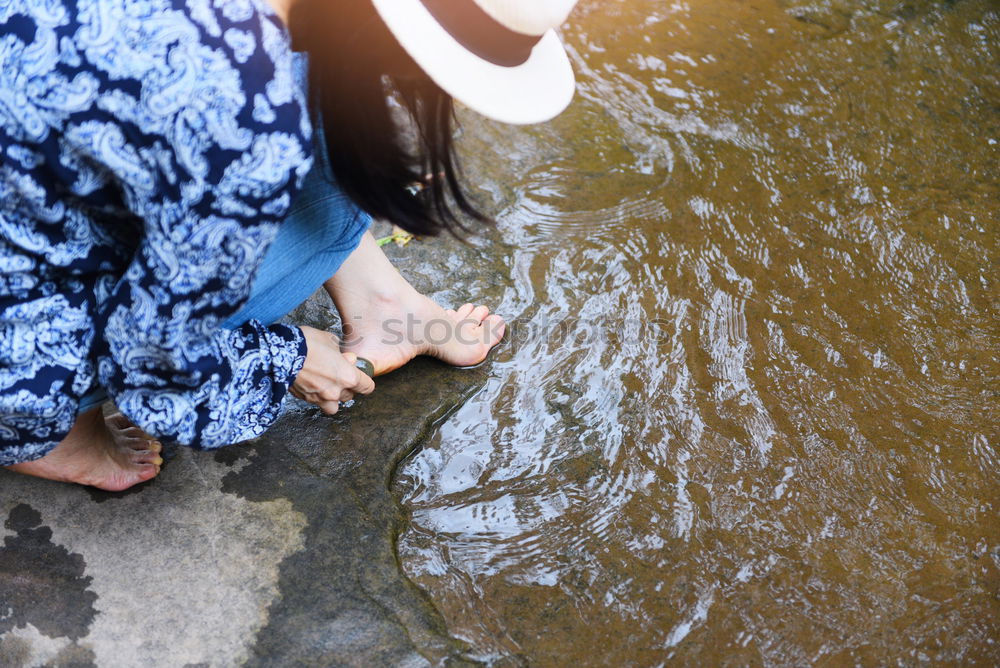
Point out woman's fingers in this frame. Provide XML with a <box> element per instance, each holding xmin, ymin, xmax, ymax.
<box><xmin>317</xmin><ymin>388</ymin><xmax>341</xmax><ymax>402</ymax></box>
<box><xmin>298</xmin><ymin>376</ymin><xmax>369</xmax><ymax>406</ymax></box>
<box><xmin>353</xmin><ymin>369</ymin><xmax>375</xmax><ymax>394</ymax></box>
<box><xmin>341</xmin><ymin>352</ymin><xmax>375</xmax><ymax>394</ymax></box>
<box><xmin>294</xmin><ymin>326</ymin><xmax>376</xmax><ymax>412</ymax></box>
<box><xmin>317</xmin><ymin>400</ymin><xmax>340</xmax><ymax>415</ymax></box>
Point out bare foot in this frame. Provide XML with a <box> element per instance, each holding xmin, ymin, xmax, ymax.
<box><xmin>5</xmin><ymin>408</ymin><xmax>163</xmax><ymax>491</ymax></box>
<box><xmin>325</xmin><ymin>232</ymin><xmax>505</xmax><ymax>376</ymax></box>
<box><xmin>341</xmin><ymin>293</ymin><xmax>505</xmax><ymax>376</ymax></box>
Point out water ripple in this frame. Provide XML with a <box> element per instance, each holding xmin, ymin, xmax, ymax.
<box><xmin>396</xmin><ymin>0</ymin><xmax>1000</xmax><ymax>663</ymax></box>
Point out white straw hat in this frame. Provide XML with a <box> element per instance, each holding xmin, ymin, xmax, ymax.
<box><xmin>370</xmin><ymin>0</ymin><xmax>579</xmax><ymax>125</ymax></box>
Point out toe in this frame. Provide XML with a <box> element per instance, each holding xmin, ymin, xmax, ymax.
<box><xmin>122</xmin><ymin>436</ymin><xmax>158</xmax><ymax>451</ymax></box>
<box><xmin>456</xmin><ymin>303</ymin><xmax>476</xmax><ymax>318</ymax></box>
<box><xmin>105</xmin><ymin>413</ymin><xmax>131</xmax><ymax>430</ymax></box>
<box><xmin>134</xmin><ymin>462</ymin><xmax>160</xmax><ymax>484</ymax></box>
<box><xmin>131</xmin><ymin>449</ymin><xmax>163</xmax><ymax>466</ymax></box>
<box><xmin>485</xmin><ymin>314</ymin><xmax>506</xmax><ymax>344</ymax></box>
<box><xmin>469</xmin><ymin>305</ymin><xmax>490</xmax><ymax>322</ymax></box>
<box><xmin>96</xmin><ymin>462</ymin><xmax>160</xmax><ymax>492</ymax></box>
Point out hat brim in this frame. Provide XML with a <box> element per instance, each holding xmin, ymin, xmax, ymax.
<box><xmin>371</xmin><ymin>0</ymin><xmax>575</xmax><ymax>125</ymax></box>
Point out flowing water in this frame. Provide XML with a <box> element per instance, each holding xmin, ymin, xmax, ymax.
<box><xmin>394</xmin><ymin>0</ymin><xmax>999</xmax><ymax>664</ymax></box>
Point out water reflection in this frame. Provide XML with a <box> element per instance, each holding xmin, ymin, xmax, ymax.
<box><xmin>396</xmin><ymin>0</ymin><xmax>999</xmax><ymax>663</ymax></box>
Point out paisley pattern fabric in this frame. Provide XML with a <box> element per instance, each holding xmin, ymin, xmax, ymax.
<box><xmin>0</xmin><ymin>0</ymin><xmax>313</xmax><ymax>464</ymax></box>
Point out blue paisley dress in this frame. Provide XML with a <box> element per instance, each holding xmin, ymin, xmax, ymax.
<box><xmin>0</xmin><ymin>0</ymin><xmax>314</xmax><ymax>465</ymax></box>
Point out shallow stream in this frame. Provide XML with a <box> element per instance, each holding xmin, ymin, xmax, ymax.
<box><xmin>394</xmin><ymin>0</ymin><xmax>999</xmax><ymax>664</ymax></box>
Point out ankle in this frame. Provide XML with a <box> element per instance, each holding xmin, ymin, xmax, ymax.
<box><xmin>331</xmin><ymin>284</ymin><xmax>435</xmax><ymax>330</ymax></box>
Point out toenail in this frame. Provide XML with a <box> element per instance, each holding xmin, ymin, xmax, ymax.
<box><xmin>153</xmin><ymin>457</ymin><xmax>163</xmax><ymax>466</ymax></box>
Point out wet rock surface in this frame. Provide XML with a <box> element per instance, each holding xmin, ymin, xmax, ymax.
<box><xmin>0</xmin><ymin>220</ymin><xmax>508</xmax><ymax>667</ymax></box>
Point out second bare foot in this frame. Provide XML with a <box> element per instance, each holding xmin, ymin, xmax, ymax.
<box><xmin>5</xmin><ymin>408</ymin><xmax>163</xmax><ymax>491</ymax></box>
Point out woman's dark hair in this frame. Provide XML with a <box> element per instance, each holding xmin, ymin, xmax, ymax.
<box><xmin>288</xmin><ymin>0</ymin><xmax>489</xmax><ymax>236</ymax></box>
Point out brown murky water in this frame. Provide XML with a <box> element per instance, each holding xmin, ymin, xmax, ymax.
<box><xmin>394</xmin><ymin>0</ymin><xmax>999</xmax><ymax>664</ymax></box>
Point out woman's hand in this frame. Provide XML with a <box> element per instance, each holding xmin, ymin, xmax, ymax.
<box><xmin>292</xmin><ymin>326</ymin><xmax>375</xmax><ymax>414</ymax></box>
